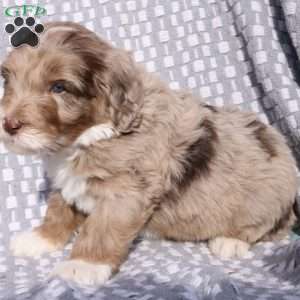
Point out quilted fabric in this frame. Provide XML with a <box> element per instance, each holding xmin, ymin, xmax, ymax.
<box><xmin>0</xmin><ymin>0</ymin><xmax>300</xmax><ymax>299</ymax></box>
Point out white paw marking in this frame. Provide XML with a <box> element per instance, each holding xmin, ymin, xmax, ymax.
<box><xmin>51</xmin><ymin>260</ymin><xmax>112</xmax><ymax>286</ymax></box>
<box><xmin>10</xmin><ymin>231</ymin><xmax>59</xmax><ymax>258</ymax></box>
<box><xmin>208</xmin><ymin>237</ymin><xmax>250</xmax><ymax>259</ymax></box>
<box><xmin>74</xmin><ymin>123</ymin><xmax>117</xmax><ymax>148</ymax></box>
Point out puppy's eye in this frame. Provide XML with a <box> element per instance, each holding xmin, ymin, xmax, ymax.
<box><xmin>50</xmin><ymin>82</ymin><xmax>65</xmax><ymax>94</ymax></box>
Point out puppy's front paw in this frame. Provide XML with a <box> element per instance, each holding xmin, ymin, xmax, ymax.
<box><xmin>51</xmin><ymin>260</ymin><xmax>112</xmax><ymax>286</ymax></box>
<box><xmin>208</xmin><ymin>237</ymin><xmax>250</xmax><ymax>259</ymax></box>
<box><xmin>10</xmin><ymin>230</ymin><xmax>59</xmax><ymax>257</ymax></box>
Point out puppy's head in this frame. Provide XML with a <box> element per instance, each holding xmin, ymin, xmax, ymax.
<box><xmin>0</xmin><ymin>22</ymin><xmax>143</xmax><ymax>154</ymax></box>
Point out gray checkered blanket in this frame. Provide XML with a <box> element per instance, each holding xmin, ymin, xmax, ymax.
<box><xmin>1</xmin><ymin>0</ymin><xmax>300</xmax><ymax>299</ymax></box>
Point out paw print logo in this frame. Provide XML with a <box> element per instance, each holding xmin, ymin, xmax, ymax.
<box><xmin>5</xmin><ymin>16</ymin><xmax>44</xmax><ymax>48</ymax></box>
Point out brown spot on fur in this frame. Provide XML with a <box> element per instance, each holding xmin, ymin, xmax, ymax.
<box><xmin>246</xmin><ymin>120</ymin><xmax>277</xmax><ymax>158</ymax></box>
<box><xmin>203</xmin><ymin>104</ymin><xmax>218</xmax><ymax>113</ymax></box>
<box><xmin>175</xmin><ymin>118</ymin><xmax>218</xmax><ymax>191</ymax></box>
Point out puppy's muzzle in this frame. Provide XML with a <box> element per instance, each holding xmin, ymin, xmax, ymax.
<box><xmin>2</xmin><ymin>117</ymin><xmax>23</xmax><ymax>135</ymax></box>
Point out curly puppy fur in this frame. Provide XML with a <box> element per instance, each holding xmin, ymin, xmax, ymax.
<box><xmin>0</xmin><ymin>22</ymin><xmax>298</xmax><ymax>285</ymax></box>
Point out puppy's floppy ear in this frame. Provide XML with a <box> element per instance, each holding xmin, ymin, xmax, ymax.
<box><xmin>97</xmin><ymin>49</ymin><xmax>144</xmax><ymax>133</ymax></box>
<box><xmin>54</xmin><ymin>24</ymin><xmax>143</xmax><ymax>133</ymax></box>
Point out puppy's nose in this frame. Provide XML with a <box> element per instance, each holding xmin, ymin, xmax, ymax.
<box><xmin>3</xmin><ymin>117</ymin><xmax>23</xmax><ymax>135</ymax></box>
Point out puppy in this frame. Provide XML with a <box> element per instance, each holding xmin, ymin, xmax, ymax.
<box><xmin>0</xmin><ymin>22</ymin><xmax>297</xmax><ymax>286</ymax></box>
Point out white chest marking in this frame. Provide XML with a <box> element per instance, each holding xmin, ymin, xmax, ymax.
<box><xmin>43</xmin><ymin>123</ymin><xmax>117</xmax><ymax>214</ymax></box>
<box><xmin>54</xmin><ymin>171</ymin><xmax>93</xmax><ymax>213</ymax></box>
<box><xmin>55</xmin><ymin>166</ymin><xmax>95</xmax><ymax>214</ymax></box>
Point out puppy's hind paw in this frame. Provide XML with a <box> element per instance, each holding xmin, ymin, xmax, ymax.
<box><xmin>208</xmin><ymin>237</ymin><xmax>250</xmax><ymax>259</ymax></box>
<box><xmin>51</xmin><ymin>260</ymin><xmax>112</xmax><ymax>286</ymax></box>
